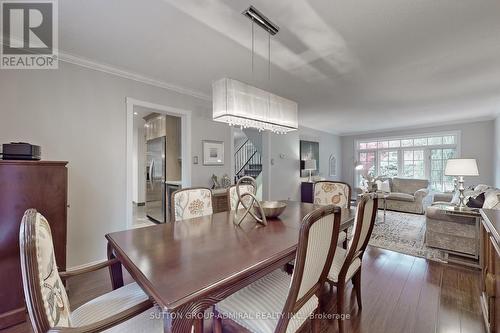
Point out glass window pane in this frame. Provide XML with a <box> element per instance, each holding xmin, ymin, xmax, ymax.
<box><xmin>378</xmin><ymin>141</ymin><xmax>389</xmax><ymax>149</ymax></box>
<box><xmin>403</xmin><ymin>150</ymin><xmax>413</xmax><ymax>160</ymax></box>
<box><xmin>428</xmin><ymin>137</ymin><xmax>443</xmax><ymax>145</ymax></box>
<box><xmin>379</xmin><ymin>151</ymin><xmax>388</xmax><ymax>161</ymax></box>
<box><xmin>431</xmin><ymin>149</ymin><xmax>442</xmax><ymax>160</ymax></box>
<box><xmin>414</xmin><ymin>138</ymin><xmax>427</xmax><ymax>146</ymax></box>
<box><xmin>443</xmin><ymin>136</ymin><xmax>455</xmax><ymax>144</ymax></box>
<box><xmin>359</xmin><ymin>142</ymin><xmax>367</xmax><ymax>150</ymax></box>
<box><xmin>431</xmin><ymin>160</ymin><xmax>442</xmax><ymax>170</ymax></box>
<box><xmin>389</xmin><ymin>140</ymin><xmax>400</xmax><ymax>148</ymax></box>
<box><xmin>389</xmin><ymin>151</ymin><xmax>398</xmax><ymax>161</ymax></box>
<box><xmin>401</xmin><ymin>139</ymin><xmax>413</xmax><ymax>147</ymax></box>
<box><xmin>414</xmin><ymin>150</ymin><xmax>424</xmax><ymax>160</ymax></box>
<box><xmin>443</xmin><ymin>149</ymin><xmax>456</xmax><ymax>159</ymax></box>
<box><xmin>359</xmin><ymin>152</ymin><xmax>366</xmax><ymax>161</ymax></box>
<box><xmin>367</xmin><ymin>141</ymin><xmax>377</xmax><ymax>149</ymax></box>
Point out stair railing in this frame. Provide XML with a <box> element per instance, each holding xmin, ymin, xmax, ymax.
<box><xmin>234</xmin><ymin>139</ymin><xmax>262</xmax><ymax>180</ymax></box>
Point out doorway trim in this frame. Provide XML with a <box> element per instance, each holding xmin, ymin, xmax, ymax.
<box><xmin>126</xmin><ymin>97</ymin><xmax>192</xmax><ymax>228</ymax></box>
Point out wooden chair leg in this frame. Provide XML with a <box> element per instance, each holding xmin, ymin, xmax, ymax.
<box><xmin>337</xmin><ymin>281</ymin><xmax>345</xmax><ymax>333</ymax></box>
<box><xmin>353</xmin><ymin>270</ymin><xmax>362</xmax><ymax>310</ymax></box>
<box><xmin>312</xmin><ymin>308</ymin><xmax>320</xmax><ymax>333</ymax></box>
<box><xmin>194</xmin><ymin>318</ymin><xmax>204</xmax><ymax>333</ymax></box>
<box><xmin>213</xmin><ymin>309</ymin><xmax>223</xmax><ymax>333</ymax></box>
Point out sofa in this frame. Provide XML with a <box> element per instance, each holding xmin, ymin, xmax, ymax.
<box><xmin>377</xmin><ymin>177</ymin><xmax>429</xmax><ymax>214</ymax></box>
<box><xmin>425</xmin><ymin>185</ymin><xmax>500</xmax><ymax>256</ymax></box>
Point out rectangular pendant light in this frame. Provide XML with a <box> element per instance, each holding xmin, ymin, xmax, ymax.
<box><xmin>212</xmin><ymin>78</ymin><xmax>298</xmax><ymax>134</ymax></box>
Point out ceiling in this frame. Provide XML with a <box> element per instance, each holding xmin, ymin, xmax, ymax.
<box><xmin>59</xmin><ymin>0</ymin><xmax>500</xmax><ymax>135</ymax></box>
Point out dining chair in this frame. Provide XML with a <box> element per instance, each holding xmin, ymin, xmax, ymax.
<box><xmin>171</xmin><ymin>187</ymin><xmax>213</xmax><ymax>222</ymax></box>
<box><xmin>213</xmin><ymin>204</ymin><xmax>342</xmax><ymax>333</ymax></box>
<box><xmin>227</xmin><ymin>183</ymin><xmax>256</xmax><ymax>210</ymax></box>
<box><xmin>327</xmin><ymin>194</ymin><xmax>378</xmax><ymax>333</ymax></box>
<box><xmin>314</xmin><ymin>181</ymin><xmax>352</xmax><ymax>248</ymax></box>
<box><xmin>19</xmin><ymin>209</ymin><xmax>163</xmax><ymax>333</ymax></box>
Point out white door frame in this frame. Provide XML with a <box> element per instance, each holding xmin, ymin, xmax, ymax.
<box><xmin>125</xmin><ymin>97</ymin><xmax>192</xmax><ymax>228</ymax></box>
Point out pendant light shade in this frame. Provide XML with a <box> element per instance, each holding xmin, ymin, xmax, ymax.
<box><xmin>212</xmin><ymin>78</ymin><xmax>298</xmax><ymax>134</ymax></box>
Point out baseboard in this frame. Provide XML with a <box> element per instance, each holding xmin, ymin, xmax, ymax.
<box><xmin>66</xmin><ymin>258</ymin><xmax>107</xmax><ymax>272</ymax></box>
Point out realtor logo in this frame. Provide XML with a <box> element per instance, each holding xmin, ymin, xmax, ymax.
<box><xmin>1</xmin><ymin>0</ymin><xmax>58</xmax><ymax>69</ymax></box>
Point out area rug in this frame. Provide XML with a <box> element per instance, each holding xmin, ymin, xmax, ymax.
<box><xmin>366</xmin><ymin>210</ymin><xmax>448</xmax><ymax>263</ymax></box>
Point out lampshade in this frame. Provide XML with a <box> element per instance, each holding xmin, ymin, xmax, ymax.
<box><xmin>354</xmin><ymin>161</ymin><xmax>363</xmax><ymax>170</ymax></box>
<box><xmin>212</xmin><ymin>78</ymin><xmax>298</xmax><ymax>134</ymax></box>
<box><xmin>444</xmin><ymin>159</ymin><xmax>479</xmax><ymax>176</ymax></box>
<box><xmin>304</xmin><ymin>159</ymin><xmax>316</xmax><ymax>171</ymax></box>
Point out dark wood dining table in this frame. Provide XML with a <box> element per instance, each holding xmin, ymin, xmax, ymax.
<box><xmin>105</xmin><ymin>201</ymin><xmax>355</xmax><ymax>333</ymax></box>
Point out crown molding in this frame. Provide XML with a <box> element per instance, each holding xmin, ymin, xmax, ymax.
<box><xmin>58</xmin><ymin>52</ymin><xmax>211</xmax><ymax>101</ymax></box>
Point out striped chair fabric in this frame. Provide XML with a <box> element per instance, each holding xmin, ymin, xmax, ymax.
<box><xmin>215</xmin><ymin>207</ymin><xmax>340</xmax><ymax>333</ymax></box>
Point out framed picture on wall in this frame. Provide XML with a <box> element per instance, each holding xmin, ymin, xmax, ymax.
<box><xmin>300</xmin><ymin>140</ymin><xmax>319</xmax><ymax>177</ymax></box>
<box><xmin>202</xmin><ymin>140</ymin><xmax>224</xmax><ymax>166</ymax></box>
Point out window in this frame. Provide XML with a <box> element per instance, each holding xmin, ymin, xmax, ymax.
<box><xmin>378</xmin><ymin>150</ymin><xmax>398</xmax><ymax>177</ymax></box>
<box><xmin>403</xmin><ymin>150</ymin><xmax>425</xmax><ymax>178</ymax></box>
<box><xmin>430</xmin><ymin>148</ymin><xmax>456</xmax><ymax>192</ymax></box>
<box><xmin>359</xmin><ymin>151</ymin><xmax>376</xmax><ymax>177</ymax></box>
<box><xmin>357</xmin><ymin>132</ymin><xmax>459</xmax><ymax>191</ymax></box>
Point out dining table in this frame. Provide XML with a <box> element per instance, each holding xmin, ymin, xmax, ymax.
<box><xmin>105</xmin><ymin>201</ymin><xmax>355</xmax><ymax>333</ymax></box>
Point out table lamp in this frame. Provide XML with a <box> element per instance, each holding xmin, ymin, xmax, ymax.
<box><xmin>444</xmin><ymin>158</ymin><xmax>479</xmax><ymax>208</ymax></box>
<box><xmin>304</xmin><ymin>159</ymin><xmax>316</xmax><ymax>182</ymax></box>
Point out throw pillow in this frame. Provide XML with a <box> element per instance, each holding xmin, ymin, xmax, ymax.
<box><xmin>376</xmin><ymin>180</ymin><xmax>391</xmax><ymax>193</ymax></box>
<box><xmin>484</xmin><ymin>190</ymin><xmax>500</xmax><ymax>209</ymax></box>
<box><xmin>467</xmin><ymin>192</ymin><xmax>485</xmax><ymax>208</ymax></box>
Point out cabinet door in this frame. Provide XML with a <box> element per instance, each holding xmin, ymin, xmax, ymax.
<box><xmin>492</xmin><ymin>236</ymin><xmax>500</xmax><ymax>333</ymax></box>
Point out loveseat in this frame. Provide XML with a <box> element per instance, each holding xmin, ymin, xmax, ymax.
<box><xmin>378</xmin><ymin>178</ymin><xmax>429</xmax><ymax>214</ymax></box>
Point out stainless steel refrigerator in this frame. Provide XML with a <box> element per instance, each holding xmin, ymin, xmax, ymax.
<box><xmin>146</xmin><ymin>136</ymin><xmax>166</xmax><ymax>223</ymax></box>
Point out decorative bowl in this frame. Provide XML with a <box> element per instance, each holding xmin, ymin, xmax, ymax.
<box><xmin>255</xmin><ymin>201</ymin><xmax>287</xmax><ymax>219</ymax></box>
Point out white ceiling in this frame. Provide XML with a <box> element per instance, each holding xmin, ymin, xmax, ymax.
<box><xmin>59</xmin><ymin>0</ymin><xmax>500</xmax><ymax>135</ymax></box>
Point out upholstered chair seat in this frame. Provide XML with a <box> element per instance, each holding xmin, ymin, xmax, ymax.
<box><xmin>216</xmin><ymin>269</ymin><xmax>318</xmax><ymax>333</ymax></box>
<box><xmin>213</xmin><ymin>205</ymin><xmax>343</xmax><ymax>333</ymax></box>
<box><xmin>327</xmin><ymin>247</ymin><xmax>361</xmax><ymax>283</ymax></box>
<box><xmin>172</xmin><ymin>187</ymin><xmax>213</xmax><ymax>222</ymax></box>
<box><xmin>70</xmin><ymin>282</ymin><xmax>162</xmax><ymax>331</ymax></box>
<box><xmin>19</xmin><ymin>209</ymin><xmax>166</xmax><ymax>333</ymax></box>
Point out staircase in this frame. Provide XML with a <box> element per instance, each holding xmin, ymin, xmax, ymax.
<box><xmin>235</xmin><ymin>139</ymin><xmax>262</xmax><ymax>181</ymax></box>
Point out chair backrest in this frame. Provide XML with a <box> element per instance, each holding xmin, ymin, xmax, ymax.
<box><xmin>344</xmin><ymin>194</ymin><xmax>378</xmax><ymax>271</ymax></box>
<box><xmin>313</xmin><ymin>181</ymin><xmax>351</xmax><ymax>209</ymax></box>
<box><xmin>20</xmin><ymin>209</ymin><xmax>72</xmax><ymax>332</ymax></box>
<box><xmin>276</xmin><ymin>205</ymin><xmax>342</xmax><ymax>333</ymax></box>
<box><xmin>171</xmin><ymin>187</ymin><xmax>213</xmax><ymax>222</ymax></box>
<box><xmin>227</xmin><ymin>184</ymin><xmax>256</xmax><ymax>211</ymax></box>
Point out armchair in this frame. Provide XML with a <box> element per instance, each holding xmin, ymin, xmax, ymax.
<box><xmin>20</xmin><ymin>209</ymin><xmax>163</xmax><ymax>333</ymax></box>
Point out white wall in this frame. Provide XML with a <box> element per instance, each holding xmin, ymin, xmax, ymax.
<box><xmin>341</xmin><ymin>120</ymin><xmax>496</xmax><ymax>189</ymax></box>
<box><xmin>0</xmin><ymin>61</ymin><xmax>231</xmax><ymax>267</ymax></box>
<box><xmin>495</xmin><ymin>116</ymin><xmax>500</xmax><ymax>188</ymax></box>
<box><xmin>261</xmin><ymin>126</ymin><xmax>342</xmax><ymax>201</ymax></box>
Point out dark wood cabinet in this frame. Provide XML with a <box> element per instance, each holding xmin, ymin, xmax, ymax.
<box><xmin>301</xmin><ymin>182</ymin><xmax>314</xmax><ymax>203</ymax></box>
<box><xmin>0</xmin><ymin>160</ymin><xmax>68</xmax><ymax>329</ymax></box>
<box><xmin>480</xmin><ymin>209</ymin><xmax>500</xmax><ymax>333</ymax></box>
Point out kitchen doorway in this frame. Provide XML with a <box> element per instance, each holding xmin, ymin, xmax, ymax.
<box><xmin>126</xmin><ymin>98</ymin><xmax>192</xmax><ymax>228</ymax></box>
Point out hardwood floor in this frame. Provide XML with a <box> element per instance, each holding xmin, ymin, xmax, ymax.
<box><xmin>1</xmin><ymin>246</ymin><xmax>484</xmax><ymax>333</ymax></box>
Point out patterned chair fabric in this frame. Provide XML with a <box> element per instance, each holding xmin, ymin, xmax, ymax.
<box><xmin>215</xmin><ymin>206</ymin><xmax>341</xmax><ymax>333</ymax></box>
<box><xmin>228</xmin><ymin>184</ymin><xmax>256</xmax><ymax>211</ymax></box>
<box><xmin>173</xmin><ymin>188</ymin><xmax>213</xmax><ymax>221</ymax></box>
<box><xmin>34</xmin><ymin>213</ymin><xmax>72</xmax><ymax>327</ymax></box>
<box><xmin>314</xmin><ymin>181</ymin><xmax>350</xmax><ymax>208</ymax></box>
